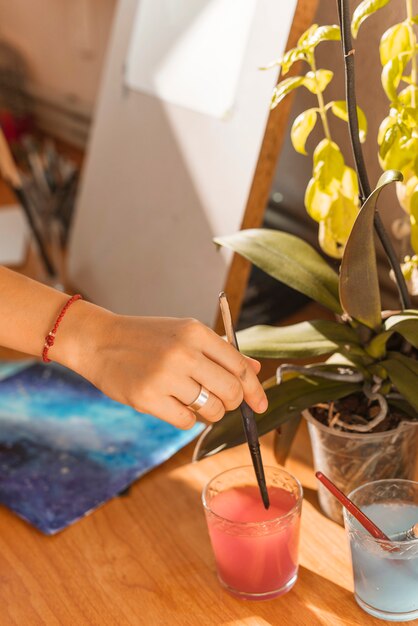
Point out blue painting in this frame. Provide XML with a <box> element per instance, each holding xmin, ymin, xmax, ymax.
<box><xmin>0</xmin><ymin>361</ymin><xmax>204</xmax><ymax>534</ymax></box>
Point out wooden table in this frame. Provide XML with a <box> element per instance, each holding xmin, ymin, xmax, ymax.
<box><xmin>0</xmin><ymin>422</ymin><xmax>413</xmax><ymax>626</ymax></box>
<box><xmin>0</xmin><ymin>153</ymin><xmax>414</xmax><ymax>624</ymax></box>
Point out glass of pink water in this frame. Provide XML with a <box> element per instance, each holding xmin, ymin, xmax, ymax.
<box><xmin>202</xmin><ymin>465</ymin><xmax>302</xmax><ymax>600</ymax></box>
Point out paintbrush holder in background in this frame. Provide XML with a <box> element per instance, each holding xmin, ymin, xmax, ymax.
<box><xmin>12</xmin><ymin>135</ymin><xmax>79</xmax><ymax>289</ymax></box>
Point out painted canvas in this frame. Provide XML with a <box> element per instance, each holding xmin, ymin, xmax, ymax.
<box><xmin>0</xmin><ymin>361</ymin><xmax>204</xmax><ymax>534</ymax></box>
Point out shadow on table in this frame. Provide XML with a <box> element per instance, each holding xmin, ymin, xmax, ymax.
<box><xmin>299</xmin><ymin>485</ymin><xmax>322</xmax><ymax>514</ymax></box>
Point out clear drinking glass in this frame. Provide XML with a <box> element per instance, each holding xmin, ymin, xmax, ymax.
<box><xmin>202</xmin><ymin>466</ymin><xmax>302</xmax><ymax>600</ymax></box>
<box><xmin>344</xmin><ymin>479</ymin><xmax>418</xmax><ymax>622</ymax></box>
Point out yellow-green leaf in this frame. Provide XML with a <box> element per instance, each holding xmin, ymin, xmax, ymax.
<box><xmin>398</xmin><ymin>85</ymin><xmax>418</xmax><ymax>105</ymax></box>
<box><xmin>351</xmin><ymin>0</ymin><xmax>391</xmax><ymax>39</ymax></box>
<box><xmin>378</xmin><ymin>114</ymin><xmax>396</xmax><ymax>145</ymax></box>
<box><xmin>291</xmin><ymin>109</ymin><xmax>318</xmax><ymax>155</ymax></box>
<box><xmin>380</xmin><ymin>132</ymin><xmax>418</xmax><ymax>172</ymax></box>
<box><xmin>381</xmin><ymin>54</ymin><xmax>410</xmax><ymax>101</ymax></box>
<box><xmin>303</xmin><ymin>69</ymin><xmax>333</xmax><ymax>94</ymax></box>
<box><xmin>313</xmin><ymin>139</ymin><xmax>345</xmax><ymax>189</ymax></box>
<box><xmin>303</xmin><ymin>24</ymin><xmax>341</xmax><ymax>49</ymax></box>
<box><xmin>380</xmin><ymin>23</ymin><xmax>412</xmax><ymax>66</ymax></box>
<box><xmin>330</xmin><ymin>101</ymin><xmax>368</xmax><ymax>143</ymax></box>
<box><xmin>341</xmin><ymin>166</ymin><xmax>360</xmax><ymax>199</ymax></box>
<box><xmin>409</xmin><ymin>188</ymin><xmax>418</xmax><ymax>252</ymax></box>
<box><xmin>260</xmin><ymin>49</ymin><xmax>303</xmax><ymax>72</ymax></box>
<box><xmin>297</xmin><ymin>24</ymin><xmax>318</xmax><ymax>48</ymax></box>
<box><xmin>318</xmin><ymin>194</ymin><xmax>359</xmax><ymax>259</ymax></box>
<box><xmin>340</xmin><ymin>170</ymin><xmax>403</xmax><ymax>329</ymax></box>
<box><xmin>304</xmin><ymin>178</ymin><xmax>336</xmax><ymax>220</ymax></box>
<box><xmin>271</xmin><ymin>76</ymin><xmax>305</xmax><ymax>108</ymax></box>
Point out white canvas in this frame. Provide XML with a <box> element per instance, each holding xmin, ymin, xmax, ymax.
<box><xmin>69</xmin><ymin>0</ymin><xmax>298</xmax><ymax>325</ymax></box>
<box><xmin>125</xmin><ymin>0</ymin><xmax>257</xmax><ymax>118</ymax></box>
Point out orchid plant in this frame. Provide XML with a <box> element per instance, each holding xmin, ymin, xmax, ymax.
<box><xmin>194</xmin><ymin>0</ymin><xmax>418</xmax><ymax>462</ymax></box>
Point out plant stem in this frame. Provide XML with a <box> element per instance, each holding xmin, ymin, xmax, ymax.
<box><xmin>311</xmin><ymin>53</ymin><xmax>332</xmax><ymax>139</ymax></box>
<box><xmin>406</xmin><ymin>0</ymin><xmax>417</xmax><ymax>108</ymax></box>
<box><xmin>337</xmin><ymin>0</ymin><xmax>411</xmax><ymax>310</ymax></box>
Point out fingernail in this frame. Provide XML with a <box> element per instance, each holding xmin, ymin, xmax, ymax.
<box><xmin>257</xmin><ymin>397</ymin><xmax>268</xmax><ymax>413</ymax></box>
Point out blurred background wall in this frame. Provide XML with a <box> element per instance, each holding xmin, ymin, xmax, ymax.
<box><xmin>0</xmin><ymin>0</ymin><xmax>412</xmax><ymax>313</ymax></box>
<box><xmin>0</xmin><ymin>0</ymin><xmax>116</xmax><ymax>145</ymax></box>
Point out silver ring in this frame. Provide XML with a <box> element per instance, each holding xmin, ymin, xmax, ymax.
<box><xmin>187</xmin><ymin>385</ymin><xmax>210</xmax><ymax>412</ymax></box>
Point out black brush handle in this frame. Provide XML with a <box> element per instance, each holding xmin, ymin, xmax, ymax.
<box><xmin>240</xmin><ymin>400</ymin><xmax>270</xmax><ymax>509</ymax></box>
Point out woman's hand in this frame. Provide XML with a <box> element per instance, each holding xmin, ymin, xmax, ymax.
<box><xmin>54</xmin><ymin>301</ymin><xmax>268</xmax><ymax>429</ymax></box>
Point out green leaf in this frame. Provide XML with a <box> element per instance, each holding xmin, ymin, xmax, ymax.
<box><xmin>214</xmin><ymin>229</ymin><xmax>342</xmax><ymax>313</ymax></box>
<box><xmin>380</xmin><ymin>23</ymin><xmax>412</xmax><ymax>66</ymax></box>
<box><xmin>378</xmin><ymin>313</ymin><xmax>418</xmax><ymax>348</ymax></box>
<box><xmin>339</xmin><ymin>170</ymin><xmax>403</xmax><ymax>329</ymax></box>
<box><xmin>303</xmin><ymin>24</ymin><xmax>341</xmax><ymax>49</ymax></box>
<box><xmin>271</xmin><ymin>76</ymin><xmax>305</xmax><ymax>108</ymax></box>
<box><xmin>387</xmin><ymin>396</ymin><xmax>418</xmax><ymax>420</ymax></box>
<box><xmin>381</xmin><ymin>353</ymin><xmax>418</xmax><ymax>411</ymax></box>
<box><xmin>351</xmin><ymin>0</ymin><xmax>391</xmax><ymax>39</ymax></box>
<box><xmin>291</xmin><ymin>109</ymin><xmax>318</xmax><ymax>155</ymax></box>
<box><xmin>193</xmin><ymin>377</ymin><xmax>363</xmax><ymax>460</ymax></box>
<box><xmin>235</xmin><ymin>320</ymin><xmax>360</xmax><ymax>359</ymax></box>
<box><xmin>326</xmin><ymin>351</ymin><xmax>373</xmax><ymax>374</ymax></box>
<box><xmin>303</xmin><ymin>70</ymin><xmax>333</xmax><ymax>94</ymax></box>
<box><xmin>313</xmin><ymin>139</ymin><xmax>345</xmax><ymax>189</ymax></box>
<box><xmin>330</xmin><ymin>101</ymin><xmax>368</xmax><ymax>143</ymax></box>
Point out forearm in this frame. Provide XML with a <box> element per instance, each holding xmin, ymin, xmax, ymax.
<box><xmin>0</xmin><ymin>267</ymin><xmax>267</xmax><ymax>429</ymax></box>
<box><xmin>0</xmin><ymin>266</ymin><xmax>109</xmax><ymax>370</ymax></box>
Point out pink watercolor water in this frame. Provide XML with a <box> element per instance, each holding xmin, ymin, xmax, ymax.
<box><xmin>206</xmin><ymin>485</ymin><xmax>301</xmax><ymax>599</ymax></box>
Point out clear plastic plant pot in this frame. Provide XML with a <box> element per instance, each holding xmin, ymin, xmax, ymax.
<box><xmin>303</xmin><ymin>409</ymin><xmax>418</xmax><ymax>524</ymax></box>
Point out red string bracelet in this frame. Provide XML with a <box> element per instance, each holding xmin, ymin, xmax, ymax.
<box><xmin>42</xmin><ymin>294</ymin><xmax>83</xmax><ymax>363</ymax></box>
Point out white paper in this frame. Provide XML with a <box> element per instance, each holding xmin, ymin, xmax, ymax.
<box><xmin>0</xmin><ymin>205</ymin><xmax>29</xmax><ymax>265</ymax></box>
<box><xmin>124</xmin><ymin>0</ymin><xmax>257</xmax><ymax>118</ymax></box>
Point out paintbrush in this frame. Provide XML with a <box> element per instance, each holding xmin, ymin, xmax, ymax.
<box><xmin>0</xmin><ymin>128</ymin><xmax>56</xmax><ymax>278</ymax></box>
<box><xmin>389</xmin><ymin>523</ymin><xmax>418</xmax><ymax>542</ymax></box>
<box><xmin>219</xmin><ymin>292</ymin><xmax>270</xmax><ymax>509</ymax></box>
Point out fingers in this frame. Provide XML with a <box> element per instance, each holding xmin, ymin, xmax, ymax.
<box><xmin>246</xmin><ymin>356</ymin><xmax>261</xmax><ymax>374</ymax></box>
<box><xmin>138</xmin><ymin>396</ymin><xmax>197</xmax><ymax>430</ymax></box>
<box><xmin>191</xmin><ymin>355</ymin><xmax>244</xmax><ymax>412</ymax></box>
<box><xmin>172</xmin><ymin>376</ymin><xmax>225</xmax><ymax>422</ymax></box>
<box><xmin>202</xmin><ymin>331</ymin><xmax>268</xmax><ymax>413</ymax></box>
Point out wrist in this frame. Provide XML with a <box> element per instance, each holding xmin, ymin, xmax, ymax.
<box><xmin>49</xmin><ymin>298</ymin><xmax>115</xmax><ymax>375</ymax></box>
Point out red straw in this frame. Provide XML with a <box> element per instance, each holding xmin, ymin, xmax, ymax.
<box><xmin>315</xmin><ymin>471</ymin><xmax>391</xmax><ymax>541</ymax></box>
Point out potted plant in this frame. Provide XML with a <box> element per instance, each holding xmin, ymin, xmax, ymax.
<box><xmin>194</xmin><ymin>0</ymin><xmax>418</xmax><ymax>524</ymax></box>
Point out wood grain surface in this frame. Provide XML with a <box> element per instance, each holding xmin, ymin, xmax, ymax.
<box><xmin>0</xmin><ymin>422</ymin><xmax>413</xmax><ymax>626</ymax></box>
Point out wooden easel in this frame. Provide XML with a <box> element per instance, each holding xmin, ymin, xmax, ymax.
<box><xmin>215</xmin><ymin>0</ymin><xmax>319</xmax><ymax>333</ymax></box>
